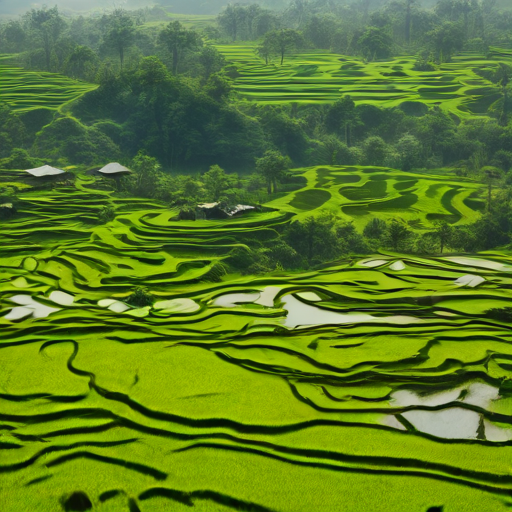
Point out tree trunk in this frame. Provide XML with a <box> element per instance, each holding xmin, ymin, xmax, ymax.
<box><xmin>120</xmin><ymin>46</ymin><xmax>124</xmax><ymax>71</ymax></box>
<box><xmin>172</xmin><ymin>46</ymin><xmax>179</xmax><ymax>75</ymax></box>
<box><xmin>501</xmin><ymin>88</ymin><xmax>508</xmax><ymax>126</ymax></box>
<box><xmin>345</xmin><ymin>123</ymin><xmax>351</xmax><ymax>146</ymax></box>
<box><xmin>405</xmin><ymin>0</ymin><xmax>411</xmax><ymax>44</ymax></box>
<box><xmin>267</xmin><ymin>179</ymin><xmax>272</xmax><ymax>194</ymax></box>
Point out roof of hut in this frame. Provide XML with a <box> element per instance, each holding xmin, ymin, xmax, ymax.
<box><xmin>25</xmin><ymin>165</ymin><xmax>66</xmax><ymax>178</ymax></box>
<box><xmin>98</xmin><ymin>163</ymin><xmax>132</xmax><ymax>175</ymax></box>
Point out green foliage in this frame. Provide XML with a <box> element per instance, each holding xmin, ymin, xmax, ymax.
<box><xmin>103</xmin><ymin>9</ymin><xmax>135</xmax><ymax>70</ymax></box>
<box><xmin>387</xmin><ymin>219</ymin><xmax>413</xmax><ymax>251</ymax></box>
<box><xmin>203</xmin><ymin>164</ymin><xmax>229</xmax><ymax>201</ymax></box>
<box><xmin>33</xmin><ymin>116</ymin><xmax>120</xmax><ymax>165</ymax></box>
<box><xmin>262</xmin><ymin>29</ymin><xmax>304</xmax><ymax>65</ymax></box>
<box><xmin>427</xmin><ymin>22</ymin><xmax>465</xmax><ymax>63</ymax></box>
<box><xmin>126</xmin><ymin>286</ymin><xmax>154</xmax><ymax>307</ymax></box>
<box><xmin>357</xmin><ymin>26</ymin><xmax>394</xmax><ymax>60</ymax></box>
<box><xmin>255</xmin><ymin>150</ymin><xmax>290</xmax><ymax>194</ymax></box>
<box><xmin>98</xmin><ymin>205</ymin><xmax>115</xmax><ymax>224</ymax></box>
<box><xmin>0</xmin><ymin>148</ymin><xmax>42</xmax><ymax>170</ymax></box>
<box><xmin>126</xmin><ymin>151</ymin><xmax>161</xmax><ymax>198</ymax></box>
<box><xmin>0</xmin><ymin>103</ymin><xmax>27</xmax><ymax>158</ymax></box>
<box><xmin>363</xmin><ymin>218</ymin><xmax>388</xmax><ymax>240</ymax></box>
<box><xmin>158</xmin><ymin>21</ymin><xmax>202</xmax><ymax>75</ymax></box>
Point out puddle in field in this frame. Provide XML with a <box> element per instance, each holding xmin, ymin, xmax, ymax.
<box><xmin>213</xmin><ymin>287</ymin><xmax>281</xmax><ymax>308</ymax></box>
<box><xmin>358</xmin><ymin>259</ymin><xmax>389</xmax><ymax>268</ymax></box>
<box><xmin>213</xmin><ymin>292</ymin><xmax>262</xmax><ymax>308</ymax></box>
<box><xmin>5</xmin><ymin>294</ymin><xmax>60</xmax><ymax>320</ymax></box>
<box><xmin>281</xmin><ymin>294</ymin><xmax>422</xmax><ymax>328</ymax></box>
<box><xmin>444</xmin><ymin>257</ymin><xmax>512</xmax><ymax>271</ymax></box>
<box><xmin>211</xmin><ymin>288</ymin><xmax>422</xmax><ymax>328</ymax></box>
<box><xmin>403</xmin><ymin>407</ymin><xmax>481</xmax><ymax>439</ymax></box>
<box><xmin>48</xmin><ymin>291</ymin><xmax>75</xmax><ymax>306</ymax></box>
<box><xmin>391</xmin><ymin>382</ymin><xmax>510</xmax><ymax>441</ymax></box>
<box><xmin>454</xmin><ymin>274</ymin><xmax>485</xmax><ymax>287</ymax></box>
<box><xmin>389</xmin><ymin>260</ymin><xmax>405</xmax><ymax>271</ymax></box>
<box><xmin>153</xmin><ymin>298</ymin><xmax>200</xmax><ymax>313</ymax></box>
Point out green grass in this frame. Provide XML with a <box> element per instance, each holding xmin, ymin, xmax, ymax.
<box><xmin>0</xmin><ymin>56</ymin><xmax>97</xmax><ymax>113</ymax></box>
<box><xmin>0</xmin><ymin>170</ymin><xmax>511</xmax><ymax>511</ymax></box>
<box><xmin>216</xmin><ymin>44</ymin><xmax>511</xmax><ymax>118</ymax></box>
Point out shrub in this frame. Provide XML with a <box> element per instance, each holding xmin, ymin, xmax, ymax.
<box><xmin>127</xmin><ymin>287</ymin><xmax>154</xmax><ymax>307</ymax></box>
<box><xmin>98</xmin><ymin>205</ymin><xmax>115</xmax><ymax>223</ymax></box>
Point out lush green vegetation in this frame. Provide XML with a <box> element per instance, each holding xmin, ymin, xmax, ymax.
<box><xmin>1</xmin><ymin>173</ymin><xmax>512</xmax><ymax>512</ymax></box>
<box><xmin>1</xmin><ymin>0</ymin><xmax>512</xmax><ymax>510</ymax></box>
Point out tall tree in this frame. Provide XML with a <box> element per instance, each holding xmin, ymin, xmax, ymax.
<box><xmin>217</xmin><ymin>4</ymin><xmax>246</xmax><ymax>42</ymax></box>
<box><xmin>255</xmin><ymin>150</ymin><xmax>290</xmax><ymax>194</ymax></box>
<box><xmin>24</xmin><ymin>6</ymin><xmax>65</xmax><ymax>71</ymax></box>
<box><xmin>433</xmin><ymin>221</ymin><xmax>453</xmax><ymax>253</ymax></box>
<box><xmin>405</xmin><ymin>0</ymin><xmax>414</xmax><ymax>44</ymax></box>
<box><xmin>325</xmin><ymin>96</ymin><xmax>356</xmax><ymax>146</ymax></box>
<box><xmin>482</xmin><ymin>166</ymin><xmax>503</xmax><ymax>212</ymax></box>
<box><xmin>158</xmin><ymin>21</ymin><xmax>201</xmax><ymax>75</ymax></box>
<box><xmin>264</xmin><ymin>29</ymin><xmax>303</xmax><ymax>65</ymax></box>
<box><xmin>66</xmin><ymin>45</ymin><xmax>96</xmax><ymax>79</ymax></box>
<box><xmin>203</xmin><ymin>165</ymin><xmax>229</xmax><ymax>201</ymax></box>
<box><xmin>496</xmin><ymin>63</ymin><xmax>511</xmax><ymax>127</ymax></box>
<box><xmin>198</xmin><ymin>45</ymin><xmax>225</xmax><ymax>79</ymax></box>
<box><xmin>104</xmin><ymin>9</ymin><xmax>135</xmax><ymax>71</ymax></box>
<box><xmin>387</xmin><ymin>220</ymin><xmax>411</xmax><ymax>251</ymax></box>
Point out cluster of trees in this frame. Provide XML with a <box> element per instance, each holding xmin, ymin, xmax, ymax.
<box><xmin>213</xmin><ymin>0</ymin><xmax>512</xmax><ymax>63</ymax></box>
<box><xmin>117</xmin><ymin>150</ymin><xmax>297</xmax><ymax>208</ymax></box>
<box><xmin>0</xmin><ymin>6</ymin><xmax>224</xmax><ymax>80</ymax></box>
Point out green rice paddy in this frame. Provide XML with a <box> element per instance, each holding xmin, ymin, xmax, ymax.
<box><xmin>1</xmin><ymin>168</ymin><xmax>511</xmax><ymax>511</ymax></box>
<box><xmin>270</xmin><ymin>165</ymin><xmax>485</xmax><ymax>229</ymax></box>
<box><xmin>216</xmin><ymin>44</ymin><xmax>512</xmax><ymax>117</ymax></box>
<box><xmin>0</xmin><ymin>55</ymin><xmax>97</xmax><ymax>113</ymax></box>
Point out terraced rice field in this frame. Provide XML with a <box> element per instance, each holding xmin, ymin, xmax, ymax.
<box><xmin>270</xmin><ymin>165</ymin><xmax>485</xmax><ymax>229</ymax></box>
<box><xmin>0</xmin><ymin>55</ymin><xmax>97</xmax><ymax>113</ymax></box>
<box><xmin>1</xmin><ymin>170</ymin><xmax>511</xmax><ymax>512</ymax></box>
<box><xmin>217</xmin><ymin>44</ymin><xmax>512</xmax><ymax>117</ymax></box>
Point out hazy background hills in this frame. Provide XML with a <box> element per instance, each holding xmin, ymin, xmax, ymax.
<box><xmin>2</xmin><ymin>0</ymin><xmax>510</xmax><ymax>17</ymax></box>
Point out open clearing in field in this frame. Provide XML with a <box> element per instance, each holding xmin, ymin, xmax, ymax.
<box><xmin>0</xmin><ymin>55</ymin><xmax>97</xmax><ymax>113</ymax></box>
<box><xmin>216</xmin><ymin>44</ymin><xmax>512</xmax><ymax>117</ymax></box>
<box><xmin>0</xmin><ymin>168</ymin><xmax>510</xmax><ymax>512</ymax></box>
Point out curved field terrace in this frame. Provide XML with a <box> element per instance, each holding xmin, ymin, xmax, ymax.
<box><xmin>216</xmin><ymin>45</ymin><xmax>512</xmax><ymax>118</ymax></box>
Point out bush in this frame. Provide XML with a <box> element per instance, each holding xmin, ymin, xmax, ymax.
<box><xmin>98</xmin><ymin>205</ymin><xmax>115</xmax><ymax>223</ymax></box>
<box><xmin>0</xmin><ymin>148</ymin><xmax>42</xmax><ymax>170</ymax></box>
<box><xmin>363</xmin><ymin>218</ymin><xmax>388</xmax><ymax>239</ymax></box>
<box><xmin>127</xmin><ymin>287</ymin><xmax>154</xmax><ymax>307</ymax></box>
<box><xmin>413</xmin><ymin>59</ymin><xmax>436</xmax><ymax>71</ymax></box>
